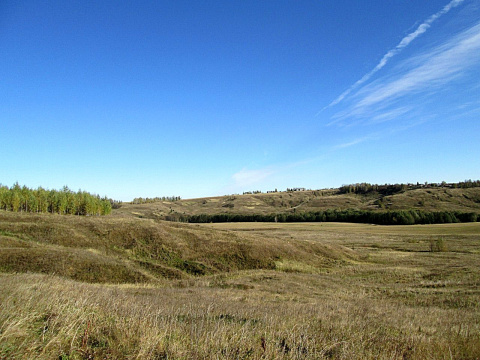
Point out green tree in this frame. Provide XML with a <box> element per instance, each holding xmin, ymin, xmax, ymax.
<box><xmin>21</xmin><ymin>185</ymin><xmax>31</xmax><ymax>212</ymax></box>
<box><xmin>100</xmin><ymin>197</ymin><xmax>112</xmax><ymax>215</ymax></box>
<box><xmin>0</xmin><ymin>185</ymin><xmax>9</xmax><ymax>210</ymax></box>
<box><xmin>35</xmin><ymin>187</ymin><xmax>49</xmax><ymax>213</ymax></box>
<box><xmin>10</xmin><ymin>191</ymin><xmax>21</xmax><ymax>212</ymax></box>
<box><xmin>47</xmin><ymin>190</ymin><xmax>58</xmax><ymax>214</ymax></box>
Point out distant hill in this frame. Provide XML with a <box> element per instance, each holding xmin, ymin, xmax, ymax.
<box><xmin>114</xmin><ymin>183</ymin><xmax>480</xmax><ymax>222</ymax></box>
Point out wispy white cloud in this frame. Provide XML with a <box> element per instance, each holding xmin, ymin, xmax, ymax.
<box><xmin>322</xmin><ymin>0</ymin><xmax>465</xmax><ymax>111</ymax></box>
<box><xmin>225</xmin><ymin>117</ymin><xmax>431</xmax><ymax>194</ymax></box>
<box><xmin>450</xmin><ymin>103</ymin><xmax>480</xmax><ymax>120</ymax></box>
<box><xmin>333</xmin><ymin>136</ymin><xmax>370</xmax><ymax>149</ymax></box>
<box><xmin>368</xmin><ymin>106</ymin><xmax>412</xmax><ymax>125</ymax></box>
<box><xmin>328</xmin><ymin>105</ymin><xmax>414</xmax><ymax>127</ymax></box>
<box><xmin>332</xmin><ymin>117</ymin><xmax>431</xmax><ymax>150</ymax></box>
<box><xmin>345</xmin><ymin>22</ymin><xmax>480</xmax><ymax>117</ymax></box>
<box><xmin>231</xmin><ymin>167</ymin><xmax>274</xmax><ymax>188</ymax></box>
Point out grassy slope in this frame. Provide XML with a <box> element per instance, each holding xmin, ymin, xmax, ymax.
<box><xmin>0</xmin><ymin>211</ymin><xmax>355</xmax><ymax>284</ymax></box>
<box><xmin>114</xmin><ymin>187</ymin><xmax>480</xmax><ymax>220</ymax></box>
<box><xmin>0</xmin><ymin>220</ymin><xmax>479</xmax><ymax>359</ymax></box>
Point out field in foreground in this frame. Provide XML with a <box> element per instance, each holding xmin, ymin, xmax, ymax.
<box><xmin>1</xmin><ymin>214</ymin><xmax>479</xmax><ymax>359</ymax></box>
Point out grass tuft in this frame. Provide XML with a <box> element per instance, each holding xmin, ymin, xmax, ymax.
<box><xmin>430</xmin><ymin>238</ymin><xmax>448</xmax><ymax>252</ymax></box>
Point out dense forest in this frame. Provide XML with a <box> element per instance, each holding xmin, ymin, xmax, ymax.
<box><xmin>0</xmin><ymin>183</ymin><xmax>112</xmax><ymax>215</ymax></box>
<box><xmin>186</xmin><ymin>209</ymin><xmax>478</xmax><ymax>225</ymax></box>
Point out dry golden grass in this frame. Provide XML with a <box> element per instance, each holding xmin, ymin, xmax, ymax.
<box><xmin>114</xmin><ymin>187</ymin><xmax>480</xmax><ymax>220</ymax></box>
<box><xmin>1</xmin><ymin>214</ymin><xmax>479</xmax><ymax>359</ymax></box>
<box><xmin>0</xmin><ymin>212</ymin><xmax>356</xmax><ymax>284</ymax></box>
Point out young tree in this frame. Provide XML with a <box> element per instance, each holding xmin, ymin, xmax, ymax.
<box><xmin>35</xmin><ymin>187</ymin><xmax>49</xmax><ymax>213</ymax></box>
<box><xmin>100</xmin><ymin>197</ymin><xmax>112</xmax><ymax>215</ymax></box>
<box><xmin>47</xmin><ymin>190</ymin><xmax>58</xmax><ymax>214</ymax></box>
<box><xmin>0</xmin><ymin>185</ymin><xmax>9</xmax><ymax>210</ymax></box>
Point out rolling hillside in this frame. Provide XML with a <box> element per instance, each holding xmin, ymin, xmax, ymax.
<box><xmin>0</xmin><ymin>211</ymin><xmax>355</xmax><ymax>284</ymax></box>
<box><xmin>114</xmin><ymin>185</ymin><xmax>480</xmax><ymax>221</ymax></box>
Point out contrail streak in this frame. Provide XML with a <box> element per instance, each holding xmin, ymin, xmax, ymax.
<box><xmin>319</xmin><ymin>0</ymin><xmax>465</xmax><ymax>113</ymax></box>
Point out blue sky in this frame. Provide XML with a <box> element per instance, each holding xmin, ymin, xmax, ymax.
<box><xmin>1</xmin><ymin>0</ymin><xmax>479</xmax><ymax>201</ymax></box>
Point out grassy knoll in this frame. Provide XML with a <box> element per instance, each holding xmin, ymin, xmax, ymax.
<box><xmin>1</xmin><ymin>213</ymin><xmax>479</xmax><ymax>359</ymax></box>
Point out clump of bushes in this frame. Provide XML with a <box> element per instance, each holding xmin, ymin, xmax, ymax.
<box><xmin>430</xmin><ymin>238</ymin><xmax>448</xmax><ymax>252</ymax></box>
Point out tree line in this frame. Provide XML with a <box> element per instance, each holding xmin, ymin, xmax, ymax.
<box><xmin>131</xmin><ymin>196</ymin><xmax>181</xmax><ymax>204</ymax></box>
<box><xmin>185</xmin><ymin>209</ymin><xmax>478</xmax><ymax>225</ymax></box>
<box><xmin>338</xmin><ymin>180</ymin><xmax>480</xmax><ymax>196</ymax></box>
<box><xmin>0</xmin><ymin>183</ymin><xmax>112</xmax><ymax>216</ymax></box>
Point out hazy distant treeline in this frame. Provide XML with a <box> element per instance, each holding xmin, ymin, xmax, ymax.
<box><xmin>338</xmin><ymin>180</ymin><xmax>480</xmax><ymax>196</ymax></box>
<box><xmin>0</xmin><ymin>183</ymin><xmax>112</xmax><ymax>215</ymax></box>
<box><xmin>186</xmin><ymin>209</ymin><xmax>478</xmax><ymax>225</ymax></box>
<box><xmin>131</xmin><ymin>196</ymin><xmax>181</xmax><ymax>204</ymax></box>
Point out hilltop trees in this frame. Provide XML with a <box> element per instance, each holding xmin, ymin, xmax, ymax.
<box><xmin>338</xmin><ymin>181</ymin><xmax>480</xmax><ymax>196</ymax></box>
<box><xmin>338</xmin><ymin>183</ymin><xmax>407</xmax><ymax>196</ymax></box>
<box><xmin>132</xmin><ymin>196</ymin><xmax>181</xmax><ymax>204</ymax></box>
<box><xmin>0</xmin><ymin>183</ymin><xmax>112</xmax><ymax>216</ymax></box>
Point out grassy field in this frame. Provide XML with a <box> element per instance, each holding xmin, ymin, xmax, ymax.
<box><xmin>1</xmin><ymin>212</ymin><xmax>479</xmax><ymax>359</ymax></box>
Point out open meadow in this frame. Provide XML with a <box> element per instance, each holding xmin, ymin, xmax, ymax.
<box><xmin>3</xmin><ymin>0</ymin><xmax>480</xmax><ymax>357</ymax></box>
<box><xmin>1</xmin><ymin>212</ymin><xmax>479</xmax><ymax>359</ymax></box>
